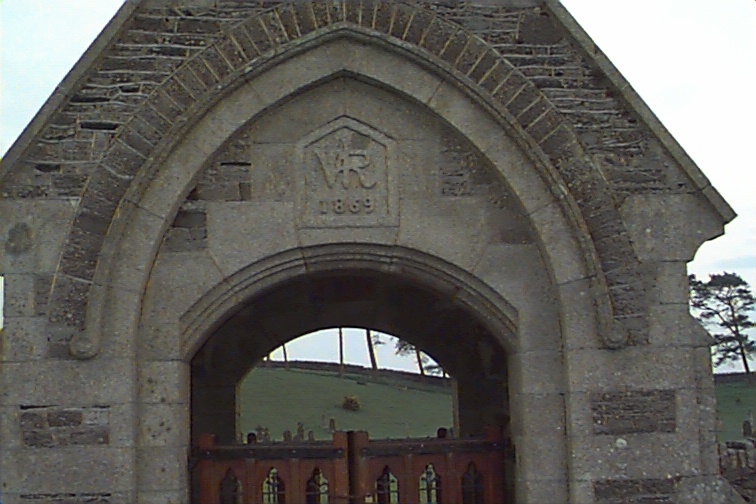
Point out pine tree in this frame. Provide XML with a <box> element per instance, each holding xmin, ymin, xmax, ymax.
<box><xmin>690</xmin><ymin>272</ymin><xmax>756</xmax><ymax>374</ymax></box>
<box><xmin>394</xmin><ymin>339</ymin><xmax>428</xmax><ymax>376</ymax></box>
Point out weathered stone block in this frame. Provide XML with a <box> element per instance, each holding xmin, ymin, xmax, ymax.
<box><xmin>69</xmin><ymin>427</ymin><xmax>110</xmax><ymax>446</ymax></box>
<box><xmin>47</xmin><ymin>410</ymin><xmax>83</xmax><ymax>428</ymax></box>
<box><xmin>135</xmin><ymin>490</ymin><xmax>187</xmax><ymax>504</ymax></box>
<box><xmin>18</xmin><ymin>494</ymin><xmax>113</xmax><ymax>504</ymax></box>
<box><xmin>162</xmin><ymin>228</ymin><xmax>206</xmax><ymax>252</ymax></box>
<box><xmin>84</xmin><ymin>171</ymin><xmax>131</xmax><ymax>213</ymax></box>
<box><xmin>568</xmin><ymin>347</ymin><xmax>695</xmax><ymax>392</ymax></box>
<box><xmin>50</xmin><ymin>173</ymin><xmax>87</xmax><ymax>197</ymax></box>
<box><xmin>516</xmin><ymin>477</ymin><xmax>571</xmax><ymax>504</ymax></box>
<box><xmin>138</xmin><ymin>361</ymin><xmax>190</xmax><ymax>405</ymax></box>
<box><xmin>215</xmin><ymin>38</ymin><xmax>246</xmax><ymax>70</ymax></box>
<box><xmin>121</xmin><ymin>129</ymin><xmax>155</xmax><ymax>159</ymax></box>
<box><xmin>510</xmin><ymin>351</ymin><xmax>565</xmax><ymax>395</ymax></box>
<box><xmin>19</xmin><ymin>411</ymin><xmax>45</xmax><ymax>430</ymax></box>
<box><xmin>473</xmin><ymin>243</ymin><xmax>558</xmax><ymax>352</ymax></box>
<box><xmin>620</xmin><ymin>193</ymin><xmax>725</xmax><ymax>262</ymax></box>
<box><xmin>206</xmin><ymin>201</ymin><xmax>297</xmax><ymax>277</ymax></box>
<box><xmin>17</xmin><ymin>406</ymin><xmax>110</xmax><ymax>448</ymax></box>
<box><xmin>46</xmin><ymin>276</ymin><xmax>90</xmax><ymax>328</ymax></box>
<box><xmin>135</xmin><ymin>104</ymin><xmax>172</xmax><ymax>141</ymax></box>
<box><xmin>513</xmin><ymin>425</ymin><xmax>568</xmax><ymax>480</ymax></box>
<box><xmin>654</xmin><ymin>261</ymin><xmax>689</xmax><ymax>306</ymax></box>
<box><xmin>5</xmin><ymin>222</ymin><xmax>34</xmax><ymax>255</ymax></box>
<box><xmin>34</xmin><ymin>274</ymin><xmax>53</xmax><ymax>316</ymax></box>
<box><xmin>199</xmin><ymin>46</ymin><xmax>232</xmax><ymax>81</ymax></box>
<box><xmin>509</xmin><ymin>392</ymin><xmax>566</xmax><ymax>440</ymax></box>
<box><xmin>104</xmin><ymin>139</ymin><xmax>146</xmax><ymax>178</ymax></box>
<box><xmin>397</xmin><ymin>197</ymin><xmax>489</xmax><ymax>272</ymax></box>
<box><xmin>2</xmin><ymin>274</ymin><xmax>35</xmax><ymax>318</ymax></box>
<box><xmin>189</xmin><ymin>182</ymin><xmax>241</xmax><ymax>201</ymax></box>
<box><xmin>137</xmin><ymin>403</ymin><xmax>189</xmax><ymax>447</ymax></box>
<box><xmin>1</xmin><ymin>360</ymin><xmax>132</xmax><ymax>406</ymax></box>
<box><xmin>141</xmin><ymin>252</ymin><xmax>223</xmax><ymax>324</ymax></box>
<box><xmin>136</xmin><ymin>446</ymin><xmax>188</xmax><ymax>492</ymax></box>
<box><xmin>22</xmin><ymin>429</ymin><xmax>55</xmax><ymax>448</ymax></box>
<box><xmin>57</xmin><ymin>225</ymin><xmax>103</xmax><ymax>281</ymax></box>
<box><xmin>593</xmin><ymin>478</ymin><xmax>675</xmax><ymax>504</ymax></box>
<box><xmin>528</xmin><ymin>202</ymin><xmax>588</xmax><ymax>285</ymax></box>
<box><xmin>9</xmin><ymin>447</ymin><xmax>133</xmax><ymax>493</ymax></box>
<box><xmin>0</xmin><ymin>316</ymin><xmax>48</xmax><ymax>361</ymax></box>
<box><xmin>171</xmin><ymin>209</ymin><xmax>206</xmax><ymax>229</ymax></box>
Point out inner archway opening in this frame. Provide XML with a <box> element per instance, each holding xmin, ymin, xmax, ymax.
<box><xmin>190</xmin><ymin>269</ymin><xmax>512</xmax><ymax>444</ymax></box>
<box><xmin>189</xmin><ymin>266</ymin><xmax>516</xmax><ymax>503</ymax></box>
<box><xmin>240</xmin><ymin>327</ymin><xmax>453</xmax><ymax>441</ymax></box>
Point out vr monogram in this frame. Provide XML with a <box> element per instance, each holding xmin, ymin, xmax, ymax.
<box><xmin>313</xmin><ymin>137</ymin><xmax>377</xmax><ymax>190</ymax></box>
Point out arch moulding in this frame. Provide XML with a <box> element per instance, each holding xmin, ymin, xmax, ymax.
<box><xmin>179</xmin><ymin>243</ymin><xmax>521</xmax><ymax>361</ymax></box>
<box><xmin>56</xmin><ymin>1</ymin><xmax>638</xmax><ymax>359</ymax></box>
<box><xmin>99</xmin><ymin>30</ymin><xmax>587</xmax><ymax>502</ymax></box>
<box><xmin>97</xmin><ymin>28</ymin><xmax>600</xmax><ymax>364</ymax></box>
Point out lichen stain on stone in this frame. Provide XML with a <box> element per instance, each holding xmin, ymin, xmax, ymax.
<box><xmin>5</xmin><ymin>222</ymin><xmax>33</xmax><ymax>255</ymax></box>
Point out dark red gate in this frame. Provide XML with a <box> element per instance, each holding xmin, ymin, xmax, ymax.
<box><xmin>194</xmin><ymin>428</ymin><xmax>508</xmax><ymax>503</ymax></box>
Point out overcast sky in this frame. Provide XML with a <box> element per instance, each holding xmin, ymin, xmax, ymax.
<box><xmin>1</xmin><ymin>1</ymin><xmax>754</xmax><ymax>370</ymax></box>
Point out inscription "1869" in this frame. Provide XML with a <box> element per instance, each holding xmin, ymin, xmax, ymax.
<box><xmin>319</xmin><ymin>198</ymin><xmax>375</xmax><ymax>215</ymax></box>
<box><xmin>299</xmin><ymin>119</ymin><xmax>396</xmax><ymax>227</ymax></box>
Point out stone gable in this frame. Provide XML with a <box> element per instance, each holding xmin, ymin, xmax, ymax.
<box><xmin>0</xmin><ymin>1</ymin><xmax>738</xmax><ymax>502</ymax></box>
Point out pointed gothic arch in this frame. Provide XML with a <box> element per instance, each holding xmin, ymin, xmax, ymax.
<box><xmin>0</xmin><ymin>1</ymin><xmax>737</xmax><ymax>503</ymax></box>
<box><xmin>111</xmin><ymin>35</ymin><xmax>576</xmax><ymax>499</ymax></box>
<box><xmin>29</xmin><ymin>2</ymin><xmax>647</xmax><ymax>358</ymax></box>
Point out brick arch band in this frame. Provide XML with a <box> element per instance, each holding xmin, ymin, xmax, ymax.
<box><xmin>49</xmin><ymin>0</ymin><xmax>644</xmax><ymax>356</ymax></box>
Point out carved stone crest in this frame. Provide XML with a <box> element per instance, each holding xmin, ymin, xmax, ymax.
<box><xmin>297</xmin><ymin>117</ymin><xmax>397</xmax><ymax>228</ymax></box>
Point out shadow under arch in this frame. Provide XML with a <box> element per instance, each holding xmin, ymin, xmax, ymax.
<box><xmin>181</xmin><ymin>244</ymin><xmax>519</xmax><ymax>361</ymax></box>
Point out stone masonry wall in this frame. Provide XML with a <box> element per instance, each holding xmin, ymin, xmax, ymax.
<box><xmin>18</xmin><ymin>494</ymin><xmax>112</xmax><ymax>504</ymax></box>
<box><xmin>593</xmin><ymin>478</ymin><xmax>676</xmax><ymax>504</ymax></box>
<box><xmin>0</xmin><ymin>1</ymin><xmax>735</xmax><ymax>502</ymax></box>
<box><xmin>20</xmin><ymin>406</ymin><xmax>110</xmax><ymax>448</ymax></box>
<box><xmin>0</xmin><ymin>0</ymin><xmax>672</xmax><ymax>349</ymax></box>
<box><xmin>591</xmin><ymin>389</ymin><xmax>676</xmax><ymax>435</ymax></box>
<box><xmin>424</xmin><ymin>2</ymin><xmax>680</xmax><ymax>196</ymax></box>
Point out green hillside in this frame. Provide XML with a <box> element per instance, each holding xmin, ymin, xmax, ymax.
<box><xmin>239</xmin><ymin>366</ymin><xmax>755</xmax><ymax>443</ymax></box>
<box><xmin>715</xmin><ymin>379</ymin><xmax>756</xmax><ymax>441</ymax></box>
<box><xmin>238</xmin><ymin>366</ymin><xmax>453</xmax><ymax>440</ymax></box>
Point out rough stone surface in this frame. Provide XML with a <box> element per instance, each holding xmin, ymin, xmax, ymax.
<box><xmin>0</xmin><ymin>0</ymin><xmax>737</xmax><ymax>502</ymax></box>
<box><xmin>0</xmin><ymin>0</ymin><xmax>718</xmax><ymax>342</ymax></box>
<box><xmin>591</xmin><ymin>390</ymin><xmax>676</xmax><ymax>435</ymax></box>
<box><xmin>19</xmin><ymin>495</ymin><xmax>113</xmax><ymax>504</ymax></box>
<box><xmin>593</xmin><ymin>478</ymin><xmax>676</xmax><ymax>504</ymax></box>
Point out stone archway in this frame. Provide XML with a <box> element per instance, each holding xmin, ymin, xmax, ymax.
<box><xmin>0</xmin><ymin>1</ymin><xmax>737</xmax><ymax>503</ymax></box>
<box><xmin>66</xmin><ymin>21</ymin><xmax>622</xmax><ymax>359</ymax></box>
<box><xmin>122</xmin><ymin>38</ymin><xmax>575</xmax><ymax>501</ymax></box>
<box><xmin>188</xmin><ymin>246</ymin><xmax>519</xmax><ymax>500</ymax></box>
<box><xmin>188</xmin><ymin>246</ymin><xmax>518</xmax><ymax>443</ymax></box>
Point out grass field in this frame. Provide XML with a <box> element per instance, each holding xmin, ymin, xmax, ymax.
<box><xmin>715</xmin><ymin>379</ymin><xmax>756</xmax><ymax>441</ymax></box>
<box><xmin>238</xmin><ymin>366</ymin><xmax>453</xmax><ymax>440</ymax></box>
<box><xmin>239</xmin><ymin>366</ymin><xmax>756</xmax><ymax>442</ymax></box>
